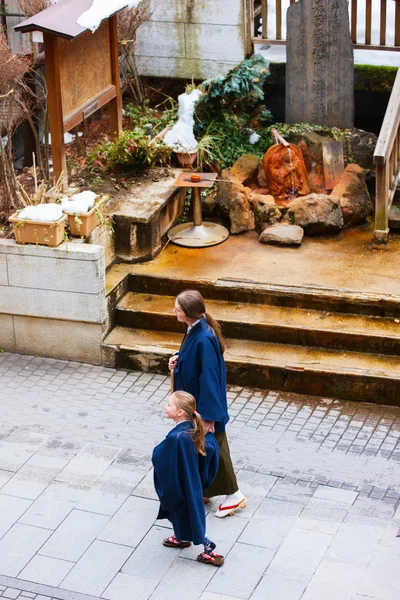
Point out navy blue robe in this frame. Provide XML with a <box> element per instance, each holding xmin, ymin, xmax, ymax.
<box><xmin>173</xmin><ymin>317</ymin><xmax>229</xmax><ymax>434</ymax></box>
<box><xmin>152</xmin><ymin>421</ymin><xmax>219</xmax><ymax>545</ymax></box>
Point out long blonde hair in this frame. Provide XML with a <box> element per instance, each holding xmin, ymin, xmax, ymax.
<box><xmin>172</xmin><ymin>391</ymin><xmax>206</xmax><ymax>456</ymax></box>
<box><xmin>176</xmin><ymin>290</ymin><xmax>225</xmax><ymax>354</ymax></box>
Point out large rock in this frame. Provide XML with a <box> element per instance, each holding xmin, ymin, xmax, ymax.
<box><xmin>259</xmin><ymin>223</ymin><xmax>304</xmax><ymax>246</ymax></box>
<box><xmin>230</xmin><ymin>154</ymin><xmax>259</xmax><ymax>183</ymax></box>
<box><xmin>249</xmin><ymin>192</ymin><xmax>282</xmax><ymax>233</ymax></box>
<box><xmin>349</xmin><ymin>129</ymin><xmax>377</xmax><ymax>170</ymax></box>
<box><xmin>283</xmin><ymin>193</ymin><xmax>343</xmax><ymax>236</ymax></box>
<box><xmin>331</xmin><ymin>164</ymin><xmax>373</xmax><ymax>226</ymax></box>
<box><xmin>230</xmin><ymin>190</ymin><xmax>255</xmax><ymax>233</ymax></box>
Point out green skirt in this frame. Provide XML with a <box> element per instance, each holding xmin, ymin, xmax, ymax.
<box><xmin>203</xmin><ymin>432</ymin><xmax>238</xmax><ymax>497</ymax></box>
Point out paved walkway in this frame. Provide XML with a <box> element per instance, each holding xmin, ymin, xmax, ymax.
<box><xmin>0</xmin><ymin>352</ymin><xmax>399</xmax><ymax>600</ymax></box>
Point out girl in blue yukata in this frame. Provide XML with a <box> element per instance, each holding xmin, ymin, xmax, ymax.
<box><xmin>168</xmin><ymin>290</ymin><xmax>246</xmax><ymax>518</ymax></box>
<box><xmin>152</xmin><ymin>391</ymin><xmax>225</xmax><ymax>566</ymax></box>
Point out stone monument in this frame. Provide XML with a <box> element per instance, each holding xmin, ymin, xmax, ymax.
<box><xmin>285</xmin><ymin>0</ymin><xmax>354</xmax><ymax>129</ymax></box>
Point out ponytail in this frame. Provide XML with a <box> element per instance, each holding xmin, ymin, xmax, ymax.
<box><xmin>176</xmin><ymin>290</ymin><xmax>226</xmax><ymax>355</ymax></box>
<box><xmin>204</xmin><ymin>311</ymin><xmax>225</xmax><ymax>355</ymax></box>
<box><xmin>171</xmin><ymin>391</ymin><xmax>206</xmax><ymax>456</ymax></box>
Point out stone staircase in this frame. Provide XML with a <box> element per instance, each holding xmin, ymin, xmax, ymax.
<box><xmin>103</xmin><ymin>273</ymin><xmax>400</xmax><ymax>405</ymax></box>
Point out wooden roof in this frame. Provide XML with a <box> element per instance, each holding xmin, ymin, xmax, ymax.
<box><xmin>14</xmin><ymin>0</ymin><xmax>126</xmax><ymax>40</ymax></box>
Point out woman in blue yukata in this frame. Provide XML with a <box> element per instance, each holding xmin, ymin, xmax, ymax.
<box><xmin>168</xmin><ymin>290</ymin><xmax>246</xmax><ymax>518</ymax></box>
<box><xmin>152</xmin><ymin>391</ymin><xmax>224</xmax><ymax>566</ymax></box>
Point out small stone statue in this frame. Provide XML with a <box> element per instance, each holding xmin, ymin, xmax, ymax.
<box><xmin>263</xmin><ymin>132</ymin><xmax>310</xmax><ymax>202</ymax></box>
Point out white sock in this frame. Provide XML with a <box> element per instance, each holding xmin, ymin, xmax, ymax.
<box><xmin>223</xmin><ymin>490</ymin><xmax>244</xmax><ymax>505</ymax></box>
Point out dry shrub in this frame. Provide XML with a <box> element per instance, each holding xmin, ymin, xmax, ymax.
<box><xmin>13</xmin><ymin>0</ymin><xmax>53</xmax><ymax>18</ymax></box>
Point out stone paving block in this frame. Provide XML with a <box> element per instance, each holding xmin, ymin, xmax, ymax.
<box><xmin>130</xmin><ymin>469</ymin><xmax>158</xmax><ymax>501</ymax></box>
<box><xmin>77</xmin><ymin>468</ymin><xmax>144</xmax><ymax>516</ymax></box>
<box><xmin>55</xmin><ymin>443</ymin><xmax>122</xmax><ymax>488</ymax></box>
<box><xmin>18</xmin><ymin>555</ymin><xmax>74</xmax><ymax>587</ymax></box>
<box><xmin>39</xmin><ymin>509</ymin><xmax>109</xmax><ymax>562</ymax></box>
<box><xmin>326</xmin><ymin>514</ymin><xmax>386</xmax><ymax>566</ymax></box>
<box><xmin>239</xmin><ymin>498</ymin><xmax>302</xmax><ymax>550</ymax></box>
<box><xmin>0</xmin><ymin>523</ymin><xmax>51</xmax><ymax>577</ymax></box>
<box><xmin>296</xmin><ymin>498</ymin><xmax>348</xmax><ymax>535</ymax></box>
<box><xmin>122</xmin><ymin>526</ymin><xmax>179</xmax><ymax>581</ymax></box>
<box><xmin>2</xmin><ymin>589</ymin><xmax>20</xmax><ymax>599</ymax></box>
<box><xmin>18</xmin><ymin>482</ymin><xmax>86</xmax><ymax>530</ymax></box>
<box><xmin>0</xmin><ymin>494</ymin><xmax>32</xmax><ymax>539</ymax></box>
<box><xmin>312</xmin><ymin>486</ymin><xmax>358</xmax><ymax>505</ymax></box>
<box><xmin>251</xmin><ymin>575</ymin><xmax>305</xmax><ymax>600</ymax></box>
<box><xmin>0</xmin><ymin>432</ymin><xmax>47</xmax><ymax>472</ymax></box>
<box><xmin>98</xmin><ymin>496</ymin><xmax>158</xmax><ymax>547</ymax></box>
<box><xmin>302</xmin><ymin>559</ymin><xmax>364</xmax><ymax>600</ymax></box>
<box><xmin>200</xmin><ymin>594</ymin><xmax>241</xmax><ymax>600</ymax></box>
<box><xmin>266</xmin><ymin>528</ymin><xmax>332</xmax><ymax>584</ymax></box>
<box><xmin>206</xmin><ymin>542</ymin><xmax>273</xmax><ymax>599</ymax></box>
<box><xmin>149</xmin><ymin>557</ymin><xmax>215</xmax><ymax>600</ymax></box>
<box><xmin>60</xmin><ymin>540</ymin><xmax>133</xmax><ymax>596</ymax></box>
<box><xmin>102</xmin><ymin>573</ymin><xmax>157</xmax><ymax>600</ymax></box>
<box><xmin>1</xmin><ymin>455</ymin><xmax>69</xmax><ymax>501</ymax></box>
<box><xmin>356</xmin><ymin>543</ymin><xmax>400</xmax><ymax>600</ymax></box>
<box><xmin>234</xmin><ymin>471</ymin><xmax>277</xmax><ymax>519</ymax></box>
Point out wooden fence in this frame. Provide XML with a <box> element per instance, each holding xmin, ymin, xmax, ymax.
<box><xmin>373</xmin><ymin>68</ymin><xmax>400</xmax><ymax>243</ymax></box>
<box><xmin>248</xmin><ymin>0</ymin><xmax>400</xmax><ymax>53</ymax></box>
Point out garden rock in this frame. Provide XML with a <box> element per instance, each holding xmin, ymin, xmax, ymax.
<box><xmin>249</xmin><ymin>192</ymin><xmax>282</xmax><ymax>233</ymax></box>
<box><xmin>230</xmin><ymin>154</ymin><xmax>259</xmax><ymax>183</ymax></box>
<box><xmin>230</xmin><ymin>190</ymin><xmax>255</xmax><ymax>233</ymax></box>
<box><xmin>331</xmin><ymin>164</ymin><xmax>373</xmax><ymax>226</ymax></box>
<box><xmin>349</xmin><ymin>129</ymin><xmax>377</xmax><ymax>170</ymax></box>
<box><xmin>257</xmin><ymin>163</ymin><xmax>268</xmax><ymax>188</ymax></box>
<box><xmin>283</xmin><ymin>193</ymin><xmax>343</xmax><ymax>236</ymax></box>
<box><xmin>259</xmin><ymin>223</ymin><xmax>304</xmax><ymax>246</ymax></box>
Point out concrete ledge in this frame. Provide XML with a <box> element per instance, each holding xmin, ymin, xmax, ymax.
<box><xmin>0</xmin><ymin>238</ymin><xmax>104</xmax><ymax>260</ymax></box>
<box><xmin>136</xmin><ymin>56</ymin><xmax>240</xmax><ymax>80</ymax></box>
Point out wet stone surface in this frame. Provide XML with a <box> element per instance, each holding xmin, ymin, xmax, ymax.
<box><xmin>0</xmin><ymin>352</ymin><xmax>399</xmax><ymax>599</ymax></box>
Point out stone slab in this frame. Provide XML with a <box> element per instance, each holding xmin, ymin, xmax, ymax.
<box><xmin>14</xmin><ymin>317</ymin><xmax>104</xmax><ymax>365</ymax></box>
<box><xmin>0</xmin><ymin>471</ymin><xmax>12</xmax><ymax>490</ymax></box>
<box><xmin>325</xmin><ymin>514</ymin><xmax>386</xmax><ymax>566</ymax></box>
<box><xmin>235</xmin><ymin>471</ymin><xmax>277</xmax><ymax>518</ymax></box>
<box><xmin>77</xmin><ymin>468</ymin><xmax>144</xmax><ymax>516</ymax></box>
<box><xmin>135</xmin><ymin>56</ymin><xmax>239</xmax><ymax>80</ymax></box>
<box><xmin>18</xmin><ymin>482</ymin><xmax>86</xmax><ymax>530</ymax></box>
<box><xmin>0</xmin><ymin>239</ymin><xmax>103</xmax><ymax>261</ymax></box>
<box><xmin>356</xmin><ymin>543</ymin><xmax>400</xmax><ymax>600</ymax></box>
<box><xmin>185</xmin><ymin>24</ymin><xmax>245</xmax><ymax>63</ymax></box>
<box><xmin>122</xmin><ymin>525</ymin><xmax>180</xmax><ymax>581</ymax></box>
<box><xmin>207</xmin><ymin>542</ymin><xmax>274</xmax><ymax>599</ymax></box>
<box><xmin>0</xmin><ymin>255</ymin><xmax>8</xmax><ymax>286</ymax></box>
<box><xmin>1</xmin><ymin>454</ymin><xmax>69</xmax><ymax>500</ymax></box>
<box><xmin>296</xmin><ymin>498</ymin><xmax>348</xmax><ymax>535</ymax></box>
<box><xmin>0</xmin><ymin>286</ymin><xmax>106</xmax><ymax>323</ymax></box>
<box><xmin>39</xmin><ymin>509</ymin><xmax>109</xmax><ymax>562</ymax></box>
<box><xmin>266</xmin><ymin>528</ymin><xmax>332</xmax><ymax>583</ymax></box>
<box><xmin>7</xmin><ymin>254</ymin><xmax>105</xmax><ymax>294</ymax></box>
<box><xmin>60</xmin><ymin>541</ymin><xmax>133</xmax><ymax>597</ymax></box>
<box><xmin>130</xmin><ymin>469</ymin><xmax>158</xmax><ymax>501</ymax></box>
<box><xmin>313</xmin><ymin>486</ymin><xmax>358</xmax><ymax>505</ymax></box>
<box><xmin>55</xmin><ymin>443</ymin><xmax>122</xmax><ymax>489</ymax></box>
<box><xmin>18</xmin><ymin>555</ymin><xmax>74</xmax><ymax>587</ymax></box>
<box><xmin>98</xmin><ymin>496</ymin><xmax>158</xmax><ymax>547</ymax></box>
<box><xmin>259</xmin><ymin>224</ymin><xmax>304</xmax><ymax>246</ymax></box>
<box><xmin>0</xmin><ymin>523</ymin><xmax>51</xmax><ymax>577</ymax></box>
<box><xmin>0</xmin><ymin>431</ymin><xmax>47</xmax><ymax>472</ymax></box>
<box><xmin>251</xmin><ymin>575</ymin><xmax>306</xmax><ymax>600</ymax></box>
<box><xmin>302</xmin><ymin>559</ymin><xmax>364</xmax><ymax>600</ymax></box>
<box><xmin>135</xmin><ymin>21</ymin><xmax>185</xmax><ymax>59</ymax></box>
<box><xmin>0</xmin><ymin>315</ymin><xmax>15</xmax><ymax>352</ymax></box>
<box><xmin>239</xmin><ymin>498</ymin><xmax>302</xmax><ymax>549</ymax></box>
<box><xmin>188</xmin><ymin>0</ymin><xmax>243</xmax><ymax>26</ymax></box>
<box><xmin>149</xmin><ymin>0</ymin><xmax>187</xmax><ymax>23</ymax></box>
<box><xmin>149</xmin><ymin>557</ymin><xmax>215</xmax><ymax>600</ymax></box>
<box><xmin>102</xmin><ymin>573</ymin><xmax>157</xmax><ymax>600</ymax></box>
<box><xmin>200</xmin><ymin>595</ymin><xmax>242</xmax><ymax>600</ymax></box>
<box><xmin>0</xmin><ymin>495</ymin><xmax>32</xmax><ymax>539</ymax></box>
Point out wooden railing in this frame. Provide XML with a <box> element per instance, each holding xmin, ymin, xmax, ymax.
<box><xmin>373</xmin><ymin>68</ymin><xmax>400</xmax><ymax>243</ymax></box>
<box><xmin>248</xmin><ymin>0</ymin><xmax>400</xmax><ymax>53</ymax></box>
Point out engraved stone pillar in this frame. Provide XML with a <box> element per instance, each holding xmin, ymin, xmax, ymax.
<box><xmin>285</xmin><ymin>0</ymin><xmax>354</xmax><ymax>129</ymax></box>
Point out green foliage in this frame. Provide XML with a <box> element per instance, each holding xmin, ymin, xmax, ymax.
<box><xmin>88</xmin><ymin>130</ymin><xmax>172</xmax><ymax>170</ymax></box>
<box><xmin>195</xmin><ymin>55</ymin><xmax>270</xmax><ymax>126</ymax></box>
<box><xmin>354</xmin><ymin>64</ymin><xmax>397</xmax><ymax>93</ymax></box>
<box><xmin>124</xmin><ymin>98</ymin><xmax>178</xmax><ymax>132</ymax></box>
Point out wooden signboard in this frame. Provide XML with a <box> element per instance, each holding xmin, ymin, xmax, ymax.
<box><xmin>322</xmin><ymin>141</ymin><xmax>345</xmax><ymax>190</ymax></box>
<box><xmin>44</xmin><ymin>15</ymin><xmax>122</xmax><ymax>187</ymax></box>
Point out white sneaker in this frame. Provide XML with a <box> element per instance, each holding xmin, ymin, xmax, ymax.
<box><xmin>215</xmin><ymin>491</ymin><xmax>247</xmax><ymax>518</ymax></box>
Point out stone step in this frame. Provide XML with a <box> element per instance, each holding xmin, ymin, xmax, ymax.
<box><xmin>389</xmin><ymin>204</ymin><xmax>400</xmax><ymax>230</ymax></box>
<box><xmin>120</xmin><ymin>273</ymin><xmax>400</xmax><ymax>318</ymax></box>
<box><xmin>102</xmin><ymin>326</ymin><xmax>400</xmax><ymax>404</ymax></box>
<box><xmin>115</xmin><ymin>292</ymin><xmax>400</xmax><ymax>356</ymax></box>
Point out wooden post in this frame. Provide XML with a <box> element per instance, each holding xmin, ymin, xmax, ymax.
<box><xmin>108</xmin><ymin>15</ymin><xmax>122</xmax><ymax>140</ymax></box>
<box><xmin>245</xmin><ymin>0</ymin><xmax>255</xmax><ymax>56</ymax></box>
<box><xmin>44</xmin><ymin>33</ymin><xmax>67</xmax><ymax>189</ymax></box>
<box><xmin>374</xmin><ymin>162</ymin><xmax>390</xmax><ymax>243</ymax></box>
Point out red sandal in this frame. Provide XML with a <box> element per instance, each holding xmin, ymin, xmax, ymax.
<box><xmin>197</xmin><ymin>551</ymin><xmax>225</xmax><ymax>566</ymax></box>
<box><xmin>162</xmin><ymin>535</ymin><xmax>191</xmax><ymax>548</ymax></box>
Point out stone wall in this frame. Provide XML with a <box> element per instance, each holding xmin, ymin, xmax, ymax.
<box><xmin>0</xmin><ymin>240</ymin><xmax>107</xmax><ymax>365</ymax></box>
<box><xmin>135</xmin><ymin>0</ymin><xmax>246</xmax><ymax>79</ymax></box>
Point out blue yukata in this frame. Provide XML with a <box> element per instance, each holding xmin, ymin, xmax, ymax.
<box><xmin>152</xmin><ymin>421</ymin><xmax>219</xmax><ymax>545</ymax></box>
<box><xmin>173</xmin><ymin>317</ymin><xmax>229</xmax><ymax>434</ymax></box>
